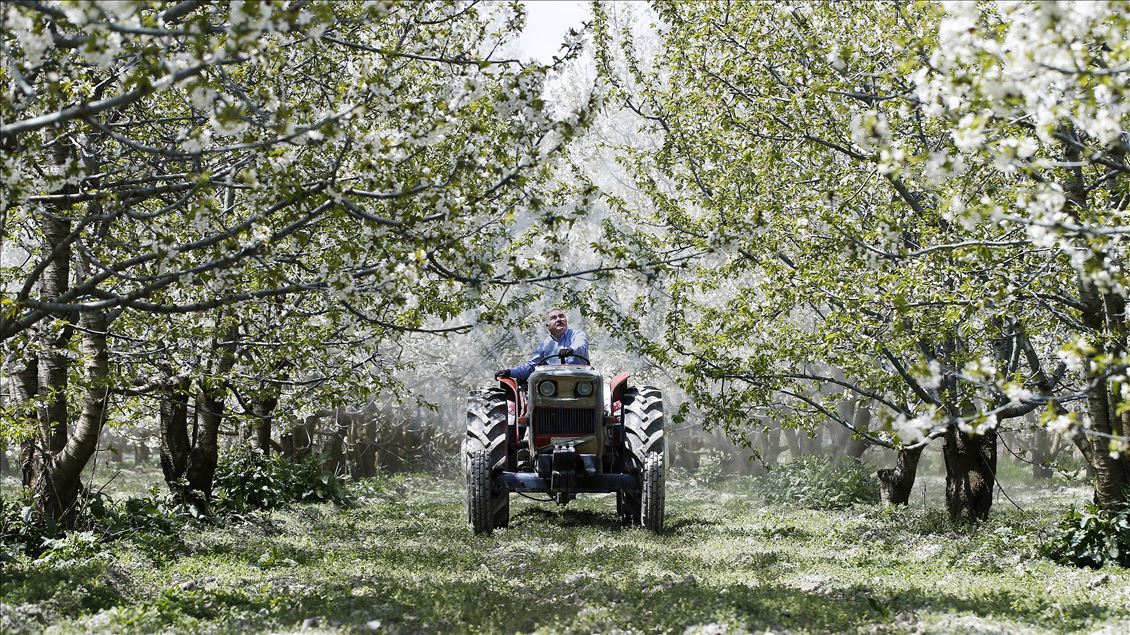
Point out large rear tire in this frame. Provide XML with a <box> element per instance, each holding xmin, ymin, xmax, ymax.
<box><xmin>622</xmin><ymin>386</ymin><xmax>665</xmax><ymax>464</ymax></box>
<box><xmin>465</xmin><ymin>388</ymin><xmax>509</xmax><ymax>534</ymax></box>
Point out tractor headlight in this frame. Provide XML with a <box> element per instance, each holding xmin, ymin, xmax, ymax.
<box><xmin>575</xmin><ymin>381</ymin><xmax>593</xmax><ymax>397</ymax></box>
<box><xmin>538</xmin><ymin>380</ymin><xmax>557</xmax><ymax>397</ymax></box>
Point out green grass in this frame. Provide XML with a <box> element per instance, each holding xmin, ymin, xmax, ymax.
<box><xmin>1</xmin><ymin>473</ymin><xmax>1128</xmax><ymax>634</ymax></box>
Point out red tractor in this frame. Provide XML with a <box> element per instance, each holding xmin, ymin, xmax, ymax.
<box><xmin>464</xmin><ymin>352</ymin><xmax>666</xmax><ymax>534</ymax></box>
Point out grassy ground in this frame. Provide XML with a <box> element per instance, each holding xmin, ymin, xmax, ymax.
<box><xmin>1</xmin><ymin>466</ymin><xmax>1128</xmax><ymax>634</ymax></box>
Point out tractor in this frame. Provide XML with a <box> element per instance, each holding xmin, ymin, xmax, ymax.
<box><xmin>463</xmin><ymin>352</ymin><xmax>665</xmax><ymax>534</ymax></box>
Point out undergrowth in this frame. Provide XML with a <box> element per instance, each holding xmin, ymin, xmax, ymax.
<box><xmin>0</xmin><ymin>448</ymin><xmax>350</xmax><ymax>561</ymax></box>
<box><xmin>759</xmin><ymin>456</ymin><xmax>880</xmax><ymax>510</ymax></box>
<box><xmin>212</xmin><ymin>446</ymin><xmax>353</xmax><ymax>512</ymax></box>
<box><xmin>1044</xmin><ymin>500</ymin><xmax>1130</xmax><ymax>568</ymax></box>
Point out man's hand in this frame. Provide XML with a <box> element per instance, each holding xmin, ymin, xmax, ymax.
<box><xmin>495</xmin><ymin>369</ymin><xmax>511</xmax><ymax>379</ymax></box>
<box><xmin>559</xmin><ymin>347</ymin><xmax>574</xmax><ymax>358</ymax></box>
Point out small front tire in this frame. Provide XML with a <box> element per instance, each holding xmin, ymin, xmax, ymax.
<box><xmin>641</xmin><ymin>452</ymin><xmax>664</xmax><ymax>532</ymax></box>
<box><xmin>467</xmin><ymin>449</ymin><xmax>493</xmax><ymax>534</ymax></box>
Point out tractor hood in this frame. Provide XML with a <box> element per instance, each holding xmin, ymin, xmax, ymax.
<box><xmin>527</xmin><ymin>366</ymin><xmax>603</xmax><ymax>409</ymax></box>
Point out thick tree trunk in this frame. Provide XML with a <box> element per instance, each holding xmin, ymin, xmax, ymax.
<box><xmin>1085</xmin><ymin>385</ymin><xmax>1126</xmax><ymax>508</ymax></box>
<box><xmin>24</xmin><ymin>308</ymin><xmax>112</xmax><ymax>528</ymax></box>
<box><xmin>36</xmin><ymin>214</ymin><xmax>72</xmax><ymax>455</ymax></box>
<box><xmin>325</xmin><ymin>411</ymin><xmax>350</xmax><ymax>476</ymax></box>
<box><xmin>1077</xmin><ymin>277</ymin><xmax>1126</xmax><ymax>507</ymax></box>
<box><xmin>158</xmin><ymin>375</ymin><xmax>192</xmax><ymax>491</ymax></box>
<box><xmin>14</xmin><ymin>354</ymin><xmax>40</xmax><ymax>488</ymax></box>
<box><xmin>1062</xmin><ymin>132</ymin><xmax>1128</xmax><ymax>508</ymax></box>
<box><xmin>943</xmin><ymin>427</ymin><xmax>997</xmax><ymax>522</ymax></box>
<box><xmin>878</xmin><ymin>445</ymin><xmax>923</xmax><ymax>506</ymax></box>
<box><xmin>281</xmin><ymin>416</ymin><xmax>316</xmax><ymax>461</ymax></box>
<box><xmin>183</xmin><ymin>325</ymin><xmax>238</xmax><ymax>503</ymax></box>
<box><xmin>352</xmin><ymin>419</ymin><xmax>377</xmax><ymax>478</ymax></box>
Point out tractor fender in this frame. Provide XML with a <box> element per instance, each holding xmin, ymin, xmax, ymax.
<box><xmin>609</xmin><ymin>372</ymin><xmax>631</xmax><ymax>411</ymax></box>
<box><xmin>498</xmin><ymin>377</ymin><xmax>521</xmax><ymax>407</ymax></box>
<box><xmin>498</xmin><ymin>377</ymin><xmax>524</xmax><ymax>450</ymax></box>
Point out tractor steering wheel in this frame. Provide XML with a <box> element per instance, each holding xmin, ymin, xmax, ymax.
<box><xmin>534</xmin><ymin>351</ymin><xmax>590</xmax><ymax>366</ymax></box>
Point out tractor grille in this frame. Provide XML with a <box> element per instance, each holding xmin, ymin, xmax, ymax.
<box><xmin>534</xmin><ymin>407</ymin><xmax>596</xmax><ymax>435</ymax></box>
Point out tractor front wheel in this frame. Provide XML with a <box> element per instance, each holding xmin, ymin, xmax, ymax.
<box><xmin>641</xmin><ymin>452</ymin><xmax>665</xmax><ymax>532</ymax></box>
<box><xmin>467</xmin><ymin>449</ymin><xmax>493</xmax><ymax>534</ymax></box>
<box><xmin>494</xmin><ymin>490</ymin><xmax>510</xmax><ymax>528</ymax></box>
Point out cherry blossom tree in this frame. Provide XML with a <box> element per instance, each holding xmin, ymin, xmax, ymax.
<box><xmin>593</xmin><ymin>0</ymin><xmax>1127</xmax><ymax>518</ymax></box>
<box><xmin>1</xmin><ymin>0</ymin><xmax>596</xmax><ymax>521</ymax></box>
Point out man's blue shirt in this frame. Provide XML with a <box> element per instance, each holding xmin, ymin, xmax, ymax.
<box><xmin>507</xmin><ymin>328</ymin><xmax>589</xmax><ymax>382</ymax></box>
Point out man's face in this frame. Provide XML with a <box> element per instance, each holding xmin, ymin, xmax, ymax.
<box><xmin>545</xmin><ymin>309</ymin><xmax>568</xmax><ymax>338</ymax></box>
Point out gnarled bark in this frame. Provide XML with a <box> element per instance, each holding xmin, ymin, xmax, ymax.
<box><xmin>878</xmin><ymin>445</ymin><xmax>923</xmax><ymax>506</ymax></box>
<box><xmin>943</xmin><ymin>426</ymin><xmax>997</xmax><ymax>522</ymax></box>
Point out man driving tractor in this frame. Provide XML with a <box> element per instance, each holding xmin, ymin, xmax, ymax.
<box><xmin>495</xmin><ymin>307</ymin><xmax>589</xmax><ymax>382</ymax></box>
<box><xmin>467</xmin><ymin>305</ymin><xmax>664</xmax><ymax>534</ymax></box>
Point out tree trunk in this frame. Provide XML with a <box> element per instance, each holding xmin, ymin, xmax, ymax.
<box><xmin>1062</xmin><ymin>131</ymin><xmax>1128</xmax><ymax>508</ymax></box>
<box><xmin>14</xmin><ymin>354</ymin><xmax>40</xmax><ymax>488</ymax></box>
<box><xmin>134</xmin><ymin>441</ymin><xmax>151</xmax><ymax>466</ymax></box>
<box><xmin>36</xmin><ymin>214</ymin><xmax>72</xmax><ymax>455</ymax></box>
<box><xmin>325</xmin><ymin>411</ymin><xmax>350</xmax><ymax>476</ymax></box>
<box><xmin>280</xmin><ymin>416</ymin><xmax>316</xmax><ymax>461</ymax></box>
<box><xmin>1076</xmin><ymin>277</ymin><xmax>1126</xmax><ymax>507</ymax></box>
<box><xmin>24</xmin><ymin>308</ymin><xmax>113</xmax><ymax>528</ymax></box>
<box><xmin>878</xmin><ymin>445</ymin><xmax>923</xmax><ymax>506</ymax></box>
<box><xmin>845</xmin><ymin>406</ymin><xmax>871</xmax><ymax>459</ymax></box>
<box><xmin>834</xmin><ymin>399</ymin><xmax>871</xmax><ymax>460</ymax></box>
<box><xmin>183</xmin><ymin>324</ymin><xmax>238</xmax><ymax>503</ymax></box>
<box><xmin>942</xmin><ymin>426</ymin><xmax>997</xmax><ymax>522</ymax></box>
<box><xmin>250</xmin><ymin>391</ymin><xmax>278</xmax><ymax>457</ymax></box>
<box><xmin>783</xmin><ymin>428</ymin><xmax>802</xmax><ymax>459</ymax></box>
<box><xmin>158</xmin><ymin>375</ymin><xmax>192</xmax><ymax>492</ymax></box>
<box><xmin>1030</xmin><ymin>428</ymin><xmax>1055</xmax><ymax>480</ymax></box>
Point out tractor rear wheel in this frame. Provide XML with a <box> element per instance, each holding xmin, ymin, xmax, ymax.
<box><xmin>641</xmin><ymin>452</ymin><xmax>665</xmax><ymax>531</ymax></box>
<box><xmin>622</xmin><ymin>386</ymin><xmax>664</xmax><ymax>464</ymax></box>
<box><xmin>465</xmin><ymin>388</ymin><xmax>509</xmax><ymax>534</ymax></box>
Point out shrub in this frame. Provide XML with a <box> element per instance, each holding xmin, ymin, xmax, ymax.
<box><xmin>1043</xmin><ymin>501</ymin><xmax>1130</xmax><ymax>568</ymax></box>
<box><xmin>211</xmin><ymin>446</ymin><xmax>352</xmax><ymax>513</ymax></box>
<box><xmin>0</xmin><ymin>494</ymin><xmax>61</xmax><ymax>559</ymax></box>
<box><xmin>693</xmin><ymin>449</ymin><xmax>728</xmax><ymax>485</ymax></box>
<box><xmin>0</xmin><ymin>487</ymin><xmax>192</xmax><ymax>560</ymax></box>
<box><xmin>759</xmin><ymin>456</ymin><xmax>879</xmax><ymax>510</ymax></box>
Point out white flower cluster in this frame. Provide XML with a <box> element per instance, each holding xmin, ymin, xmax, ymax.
<box><xmin>892</xmin><ymin>407</ymin><xmax>942</xmax><ymax>443</ymax></box>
